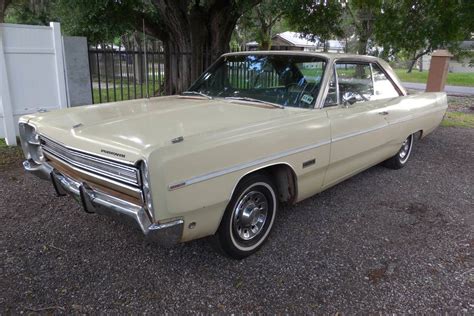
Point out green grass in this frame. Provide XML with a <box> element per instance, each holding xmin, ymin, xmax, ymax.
<box><xmin>441</xmin><ymin>112</ymin><xmax>474</xmax><ymax>128</ymax></box>
<box><xmin>0</xmin><ymin>138</ymin><xmax>8</xmax><ymax>149</ymax></box>
<box><xmin>0</xmin><ymin>138</ymin><xmax>23</xmax><ymax>169</ymax></box>
<box><xmin>92</xmin><ymin>81</ymin><xmax>163</xmax><ymax>104</ymax></box>
<box><xmin>394</xmin><ymin>69</ymin><xmax>474</xmax><ymax>87</ymax></box>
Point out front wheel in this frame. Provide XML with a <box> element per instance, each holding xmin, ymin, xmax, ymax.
<box><xmin>383</xmin><ymin>134</ymin><xmax>414</xmax><ymax>169</ymax></box>
<box><xmin>216</xmin><ymin>173</ymin><xmax>278</xmax><ymax>259</ymax></box>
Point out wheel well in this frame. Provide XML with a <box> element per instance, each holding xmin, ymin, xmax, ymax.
<box><xmin>416</xmin><ymin>130</ymin><xmax>423</xmax><ymax>140</ymax></box>
<box><xmin>237</xmin><ymin>164</ymin><xmax>298</xmax><ymax>205</ymax></box>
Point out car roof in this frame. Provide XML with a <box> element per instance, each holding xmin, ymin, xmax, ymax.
<box><xmin>222</xmin><ymin>50</ymin><xmax>379</xmax><ymax>63</ymax></box>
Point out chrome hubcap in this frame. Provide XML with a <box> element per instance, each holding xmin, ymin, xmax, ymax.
<box><xmin>399</xmin><ymin>139</ymin><xmax>410</xmax><ymax>159</ymax></box>
<box><xmin>399</xmin><ymin>136</ymin><xmax>412</xmax><ymax>162</ymax></box>
<box><xmin>233</xmin><ymin>191</ymin><xmax>268</xmax><ymax>240</ymax></box>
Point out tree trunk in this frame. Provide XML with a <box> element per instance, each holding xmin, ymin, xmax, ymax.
<box><xmin>355</xmin><ymin>7</ymin><xmax>374</xmax><ymax>55</ymax></box>
<box><xmin>407</xmin><ymin>58</ymin><xmax>417</xmax><ymax>73</ymax></box>
<box><xmin>259</xmin><ymin>25</ymin><xmax>271</xmax><ymax>50</ymax></box>
<box><xmin>407</xmin><ymin>50</ymin><xmax>430</xmax><ymax>73</ymax></box>
<box><xmin>357</xmin><ymin>37</ymin><xmax>368</xmax><ymax>55</ymax></box>
<box><xmin>323</xmin><ymin>40</ymin><xmax>328</xmax><ymax>52</ymax></box>
<box><xmin>357</xmin><ymin>20</ymin><xmax>370</xmax><ymax>55</ymax></box>
<box><xmin>149</xmin><ymin>0</ymin><xmax>254</xmax><ymax>94</ymax></box>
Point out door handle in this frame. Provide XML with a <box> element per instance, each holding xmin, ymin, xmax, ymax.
<box><xmin>378</xmin><ymin>111</ymin><xmax>389</xmax><ymax>115</ymax></box>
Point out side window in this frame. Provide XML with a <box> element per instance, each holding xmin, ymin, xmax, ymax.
<box><xmin>336</xmin><ymin>62</ymin><xmax>373</xmax><ymax>105</ymax></box>
<box><xmin>371</xmin><ymin>63</ymin><xmax>400</xmax><ymax>99</ymax></box>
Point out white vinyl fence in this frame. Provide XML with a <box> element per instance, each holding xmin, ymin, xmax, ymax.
<box><xmin>0</xmin><ymin>22</ymin><xmax>67</xmax><ymax>145</ymax></box>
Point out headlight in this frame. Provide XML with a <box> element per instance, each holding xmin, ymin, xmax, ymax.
<box><xmin>140</xmin><ymin>161</ymin><xmax>155</xmax><ymax>220</ymax></box>
<box><xmin>19</xmin><ymin>122</ymin><xmax>44</xmax><ymax>164</ymax></box>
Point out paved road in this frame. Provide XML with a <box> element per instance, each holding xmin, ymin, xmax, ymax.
<box><xmin>1</xmin><ymin>127</ymin><xmax>473</xmax><ymax>314</ymax></box>
<box><xmin>403</xmin><ymin>82</ymin><xmax>474</xmax><ymax>96</ymax></box>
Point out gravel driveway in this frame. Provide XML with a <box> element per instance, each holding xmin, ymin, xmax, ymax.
<box><xmin>1</xmin><ymin>127</ymin><xmax>473</xmax><ymax>314</ymax></box>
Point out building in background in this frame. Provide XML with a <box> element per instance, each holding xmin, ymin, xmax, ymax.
<box><xmin>246</xmin><ymin>31</ymin><xmax>345</xmax><ymax>53</ymax></box>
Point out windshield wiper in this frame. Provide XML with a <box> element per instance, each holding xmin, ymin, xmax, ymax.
<box><xmin>224</xmin><ymin>96</ymin><xmax>284</xmax><ymax>109</ymax></box>
<box><xmin>181</xmin><ymin>91</ymin><xmax>213</xmax><ymax>100</ymax></box>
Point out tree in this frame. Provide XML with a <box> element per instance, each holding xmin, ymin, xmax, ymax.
<box><xmin>55</xmin><ymin>0</ymin><xmax>261</xmax><ymax>94</ymax></box>
<box><xmin>375</xmin><ymin>0</ymin><xmax>474</xmax><ymax>72</ymax></box>
<box><xmin>2</xmin><ymin>0</ymin><xmax>55</xmax><ymax>25</ymax></box>
<box><xmin>345</xmin><ymin>0</ymin><xmax>382</xmax><ymax>55</ymax></box>
<box><xmin>285</xmin><ymin>0</ymin><xmax>345</xmax><ymax>52</ymax></box>
<box><xmin>284</xmin><ymin>0</ymin><xmax>383</xmax><ymax>54</ymax></box>
<box><xmin>151</xmin><ymin>1</ymin><xmax>263</xmax><ymax>93</ymax></box>
<box><xmin>234</xmin><ymin>0</ymin><xmax>289</xmax><ymax>50</ymax></box>
<box><xmin>253</xmin><ymin>0</ymin><xmax>286</xmax><ymax>49</ymax></box>
<box><xmin>1</xmin><ymin>0</ymin><xmax>12</xmax><ymax>23</ymax></box>
<box><xmin>54</xmin><ymin>0</ymin><xmax>146</xmax><ymax>44</ymax></box>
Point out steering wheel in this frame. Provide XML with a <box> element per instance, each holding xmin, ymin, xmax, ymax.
<box><xmin>285</xmin><ymin>82</ymin><xmax>305</xmax><ymax>93</ymax></box>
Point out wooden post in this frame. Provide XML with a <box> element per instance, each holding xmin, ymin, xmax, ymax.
<box><xmin>426</xmin><ymin>50</ymin><xmax>453</xmax><ymax>92</ymax></box>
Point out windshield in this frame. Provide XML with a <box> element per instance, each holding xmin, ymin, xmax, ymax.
<box><xmin>188</xmin><ymin>54</ymin><xmax>327</xmax><ymax>108</ymax></box>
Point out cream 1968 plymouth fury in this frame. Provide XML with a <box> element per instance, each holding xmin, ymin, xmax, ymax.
<box><xmin>19</xmin><ymin>52</ymin><xmax>447</xmax><ymax>258</ymax></box>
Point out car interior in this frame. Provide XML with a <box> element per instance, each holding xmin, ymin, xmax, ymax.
<box><xmin>190</xmin><ymin>55</ymin><xmax>327</xmax><ymax>108</ymax></box>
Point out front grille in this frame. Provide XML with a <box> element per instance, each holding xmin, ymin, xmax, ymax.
<box><xmin>40</xmin><ymin>135</ymin><xmax>140</xmax><ymax>186</ymax></box>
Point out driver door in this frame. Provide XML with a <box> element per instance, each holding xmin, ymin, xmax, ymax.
<box><xmin>322</xmin><ymin>61</ymin><xmax>392</xmax><ymax>189</ymax></box>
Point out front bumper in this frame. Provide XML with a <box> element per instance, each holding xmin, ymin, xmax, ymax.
<box><xmin>23</xmin><ymin>159</ymin><xmax>183</xmax><ymax>246</ymax></box>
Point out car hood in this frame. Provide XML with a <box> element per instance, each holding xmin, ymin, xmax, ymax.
<box><xmin>27</xmin><ymin>96</ymin><xmax>291</xmax><ymax>163</ymax></box>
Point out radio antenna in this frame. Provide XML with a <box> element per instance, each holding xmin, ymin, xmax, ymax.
<box><xmin>143</xmin><ymin>18</ymin><xmax>149</xmax><ymax>99</ymax></box>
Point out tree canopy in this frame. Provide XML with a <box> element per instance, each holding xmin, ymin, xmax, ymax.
<box><xmin>53</xmin><ymin>0</ymin><xmax>154</xmax><ymax>44</ymax></box>
<box><xmin>2</xmin><ymin>0</ymin><xmax>473</xmax><ymax>86</ymax></box>
<box><xmin>55</xmin><ymin>0</ymin><xmax>261</xmax><ymax>92</ymax></box>
<box><xmin>2</xmin><ymin>0</ymin><xmax>53</xmax><ymax>24</ymax></box>
<box><xmin>283</xmin><ymin>0</ymin><xmax>472</xmax><ymax>68</ymax></box>
<box><xmin>285</xmin><ymin>0</ymin><xmax>345</xmax><ymax>50</ymax></box>
<box><xmin>375</xmin><ymin>0</ymin><xmax>474</xmax><ymax>71</ymax></box>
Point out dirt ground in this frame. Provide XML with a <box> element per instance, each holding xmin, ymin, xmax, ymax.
<box><xmin>1</xmin><ymin>126</ymin><xmax>473</xmax><ymax>313</ymax></box>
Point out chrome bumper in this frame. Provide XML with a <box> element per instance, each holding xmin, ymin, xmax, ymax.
<box><xmin>23</xmin><ymin>159</ymin><xmax>183</xmax><ymax>246</ymax></box>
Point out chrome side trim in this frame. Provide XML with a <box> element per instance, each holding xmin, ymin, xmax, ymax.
<box><xmin>331</xmin><ymin>123</ymin><xmax>387</xmax><ymax>143</ymax></box>
<box><xmin>168</xmin><ymin>139</ymin><xmax>330</xmax><ymax>190</ymax></box>
<box><xmin>170</xmin><ymin>105</ymin><xmax>445</xmax><ymax>191</ymax></box>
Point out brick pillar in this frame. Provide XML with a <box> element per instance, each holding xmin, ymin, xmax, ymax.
<box><xmin>426</xmin><ymin>50</ymin><xmax>453</xmax><ymax>92</ymax></box>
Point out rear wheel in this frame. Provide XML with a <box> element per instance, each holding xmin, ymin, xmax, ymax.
<box><xmin>383</xmin><ymin>134</ymin><xmax>414</xmax><ymax>169</ymax></box>
<box><xmin>216</xmin><ymin>173</ymin><xmax>278</xmax><ymax>259</ymax></box>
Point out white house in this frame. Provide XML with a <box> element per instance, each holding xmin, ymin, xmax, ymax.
<box><xmin>246</xmin><ymin>31</ymin><xmax>345</xmax><ymax>53</ymax></box>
